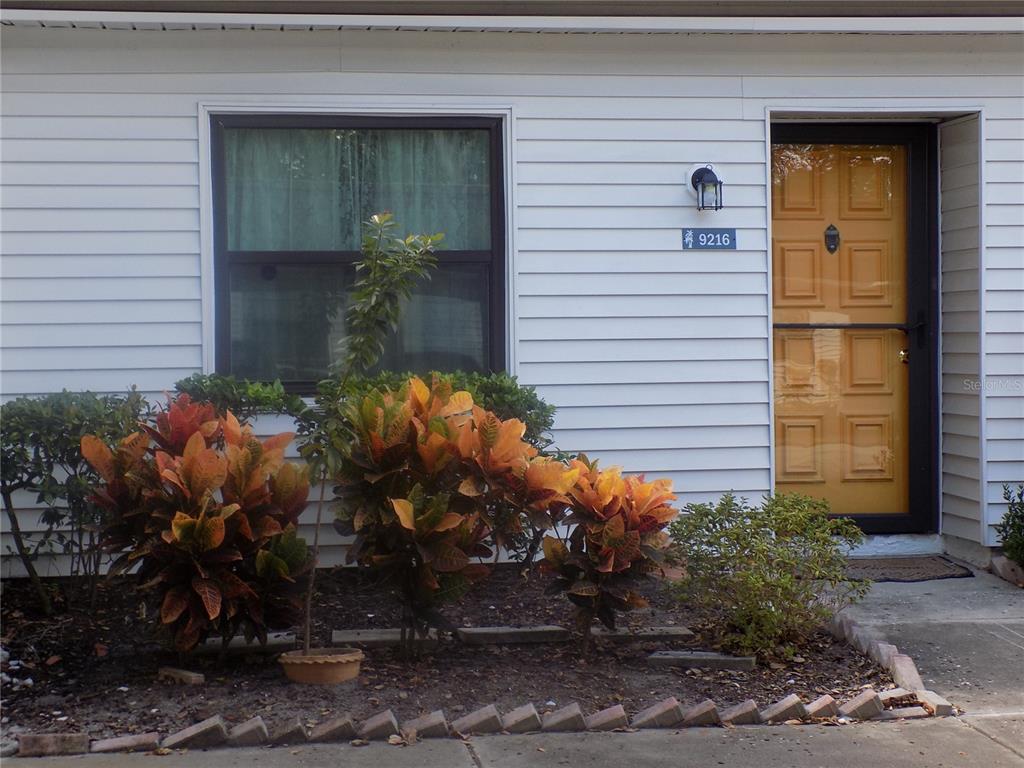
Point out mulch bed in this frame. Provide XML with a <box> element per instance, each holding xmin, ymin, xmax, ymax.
<box><xmin>0</xmin><ymin>566</ymin><xmax>891</xmax><ymax>740</ymax></box>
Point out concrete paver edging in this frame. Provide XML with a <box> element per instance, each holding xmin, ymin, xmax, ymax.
<box><xmin>991</xmin><ymin>555</ymin><xmax>1024</xmax><ymax>589</ymax></box>
<box><xmin>11</xmin><ymin>615</ymin><xmax>955</xmax><ymax>758</ymax></box>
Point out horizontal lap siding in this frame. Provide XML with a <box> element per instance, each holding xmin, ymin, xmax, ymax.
<box><xmin>0</xmin><ymin>100</ymin><xmax>203</xmax><ymax>399</ymax></box>
<box><xmin>938</xmin><ymin>117</ymin><xmax>983</xmax><ymax>542</ymax></box>
<box><xmin>514</xmin><ymin>105</ymin><xmax>769</xmax><ymax>492</ymax></box>
<box><xmin>1</xmin><ymin>27</ymin><xmax>1022</xmax><ymax>570</ymax></box>
<box><xmin>984</xmin><ymin>119</ymin><xmax>1024</xmax><ymax>546</ymax></box>
<box><xmin>0</xmin><ymin>27</ymin><xmax>771</xmax><ymax>574</ymax></box>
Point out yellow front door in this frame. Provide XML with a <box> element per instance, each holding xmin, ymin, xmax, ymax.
<box><xmin>772</xmin><ymin>143</ymin><xmax>909</xmax><ymax>516</ymax></box>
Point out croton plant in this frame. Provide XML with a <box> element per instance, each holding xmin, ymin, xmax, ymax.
<box><xmin>540</xmin><ymin>455</ymin><xmax>678</xmax><ymax>648</ymax></box>
<box><xmin>332</xmin><ymin>375</ymin><xmax>677</xmax><ymax>652</ymax></box>
<box><xmin>82</xmin><ymin>394</ymin><xmax>311</xmax><ymax>652</ymax></box>
<box><xmin>332</xmin><ymin>376</ymin><xmax>579</xmax><ymax>652</ymax></box>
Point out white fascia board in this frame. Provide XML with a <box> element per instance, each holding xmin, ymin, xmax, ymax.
<box><xmin>1</xmin><ymin>8</ymin><xmax>1022</xmax><ymax>33</ymax></box>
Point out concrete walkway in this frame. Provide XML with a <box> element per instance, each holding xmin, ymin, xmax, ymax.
<box><xmin>7</xmin><ymin>721</ymin><xmax>1023</xmax><ymax>767</ymax></box>
<box><xmin>846</xmin><ymin>566</ymin><xmax>1024</xmax><ymax>715</ymax></box>
<box><xmin>845</xmin><ymin>564</ymin><xmax>1024</xmax><ymax>758</ymax></box>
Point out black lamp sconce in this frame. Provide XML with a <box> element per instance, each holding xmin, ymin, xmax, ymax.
<box><xmin>686</xmin><ymin>164</ymin><xmax>724</xmax><ymax>211</ymax></box>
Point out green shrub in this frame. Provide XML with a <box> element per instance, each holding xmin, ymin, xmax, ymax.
<box><xmin>334</xmin><ymin>212</ymin><xmax>442</xmax><ymax>378</ymax></box>
<box><xmin>996</xmin><ymin>484</ymin><xmax>1024</xmax><ymax>567</ymax></box>
<box><xmin>0</xmin><ymin>390</ymin><xmax>148</xmax><ymax>613</ymax></box>
<box><xmin>668</xmin><ymin>492</ymin><xmax>869</xmax><ymax>657</ymax></box>
<box><xmin>173</xmin><ymin>373</ymin><xmax>306</xmax><ymax>424</ymax></box>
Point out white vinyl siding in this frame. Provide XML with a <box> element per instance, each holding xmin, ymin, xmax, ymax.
<box><xmin>938</xmin><ymin>116</ymin><xmax>984</xmax><ymax>543</ymax></box>
<box><xmin>983</xmin><ymin>113</ymin><xmax>1024</xmax><ymax>546</ymax></box>
<box><xmin>1</xmin><ymin>26</ymin><xmax>1022</xmax><ymax>574</ymax></box>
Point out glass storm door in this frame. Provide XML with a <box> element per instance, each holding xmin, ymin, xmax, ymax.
<box><xmin>771</xmin><ymin>143</ymin><xmax>911</xmax><ymax>518</ymax></box>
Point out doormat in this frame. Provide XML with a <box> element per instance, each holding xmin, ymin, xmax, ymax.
<box><xmin>846</xmin><ymin>556</ymin><xmax>973</xmax><ymax>583</ymax></box>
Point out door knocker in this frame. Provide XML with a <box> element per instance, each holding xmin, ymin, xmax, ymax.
<box><xmin>824</xmin><ymin>224</ymin><xmax>840</xmax><ymax>254</ymax></box>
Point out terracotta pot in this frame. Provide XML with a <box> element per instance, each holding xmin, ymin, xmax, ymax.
<box><xmin>278</xmin><ymin>647</ymin><xmax>364</xmax><ymax>685</ymax></box>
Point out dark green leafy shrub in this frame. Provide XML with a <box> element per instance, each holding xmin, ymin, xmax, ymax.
<box><xmin>174</xmin><ymin>373</ymin><xmax>306</xmax><ymax>424</ymax></box>
<box><xmin>669</xmin><ymin>492</ymin><xmax>869</xmax><ymax>658</ymax></box>
<box><xmin>996</xmin><ymin>484</ymin><xmax>1024</xmax><ymax>567</ymax></box>
<box><xmin>0</xmin><ymin>390</ymin><xmax>148</xmax><ymax>613</ymax></box>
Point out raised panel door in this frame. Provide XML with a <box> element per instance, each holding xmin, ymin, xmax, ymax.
<box><xmin>772</xmin><ymin>144</ymin><xmax>909</xmax><ymax>516</ymax></box>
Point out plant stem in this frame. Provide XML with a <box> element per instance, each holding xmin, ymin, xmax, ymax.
<box><xmin>518</xmin><ymin>526</ymin><xmax>545</xmax><ymax>574</ymax></box>
<box><xmin>2</xmin><ymin>488</ymin><xmax>52</xmax><ymax>616</ymax></box>
<box><xmin>303</xmin><ymin>467</ymin><xmax>327</xmax><ymax>655</ymax></box>
<box><xmin>582</xmin><ymin>609</ymin><xmax>594</xmax><ymax>657</ymax></box>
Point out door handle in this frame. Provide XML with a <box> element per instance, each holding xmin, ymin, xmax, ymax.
<box><xmin>898</xmin><ymin>349</ymin><xmax>910</xmax><ymax>364</ymax></box>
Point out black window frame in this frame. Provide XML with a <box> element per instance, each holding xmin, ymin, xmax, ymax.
<box><xmin>210</xmin><ymin>113</ymin><xmax>507</xmax><ymax>395</ymax></box>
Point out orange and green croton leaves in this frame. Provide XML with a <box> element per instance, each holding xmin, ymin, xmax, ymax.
<box><xmin>335</xmin><ymin>375</ymin><xmax>678</xmax><ymax>643</ymax></box>
<box><xmin>539</xmin><ymin>456</ymin><xmax>678</xmax><ymax>635</ymax></box>
<box><xmin>336</xmin><ymin>377</ymin><xmax>576</xmax><ymax>626</ymax></box>
<box><xmin>82</xmin><ymin>394</ymin><xmax>311</xmax><ymax>652</ymax></box>
<box><xmin>333</xmin><ymin>375</ymin><xmax>679</xmax><ymax>640</ymax></box>
<box><xmin>144</xmin><ymin>393</ymin><xmax>219</xmax><ymax>455</ymax></box>
<box><xmin>567</xmin><ymin>458</ymin><xmax>677</xmax><ymax>572</ymax></box>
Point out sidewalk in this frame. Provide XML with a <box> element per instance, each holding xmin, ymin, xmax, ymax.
<box><xmin>7</xmin><ymin>721</ymin><xmax>1023</xmax><ymax>768</ymax></box>
<box><xmin>845</xmin><ymin>566</ymin><xmax>1024</xmax><ymax>713</ymax></box>
<box><xmin>845</xmin><ymin>563</ymin><xmax>1024</xmax><ymax>755</ymax></box>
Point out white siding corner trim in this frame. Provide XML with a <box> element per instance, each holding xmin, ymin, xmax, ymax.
<box><xmin>938</xmin><ymin>113</ymin><xmax>985</xmax><ymax>544</ymax></box>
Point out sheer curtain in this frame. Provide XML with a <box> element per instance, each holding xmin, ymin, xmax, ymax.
<box><xmin>224</xmin><ymin>127</ymin><xmax>492</xmax><ymax>382</ymax></box>
<box><xmin>225</xmin><ymin>127</ymin><xmax>489</xmax><ymax>250</ymax></box>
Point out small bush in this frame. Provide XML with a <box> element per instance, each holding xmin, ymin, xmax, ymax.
<box><xmin>83</xmin><ymin>394</ymin><xmax>312</xmax><ymax>651</ymax></box>
<box><xmin>303</xmin><ymin>371</ymin><xmax>559</xmax><ymax>567</ymax></box>
<box><xmin>335</xmin><ymin>212</ymin><xmax>442</xmax><ymax>378</ymax></box>
<box><xmin>996</xmin><ymin>484</ymin><xmax>1024</xmax><ymax>567</ymax></box>
<box><xmin>669</xmin><ymin>492</ymin><xmax>868</xmax><ymax>658</ymax></box>
<box><xmin>174</xmin><ymin>373</ymin><xmax>306</xmax><ymax>424</ymax></box>
<box><xmin>0</xmin><ymin>390</ymin><xmax>148</xmax><ymax>614</ymax></box>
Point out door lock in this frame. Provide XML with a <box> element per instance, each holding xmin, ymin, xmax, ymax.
<box><xmin>898</xmin><ymin>349</ymin><xmax>910</xmax><ymax>364</ymax></box>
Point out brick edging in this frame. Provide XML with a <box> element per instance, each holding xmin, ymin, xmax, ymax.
<box><xmin>826</xmin><ymin>611</ymin><xmax>955</xmax><ymax>718</ymax></box>
<box><xmin>9</xmin><ymin>686</ymin><xmax>954</xmax><ymax>756</ymax></box>
<box><xmin>8</xmin><ymin>616</ymin><xmax>957</xmax><ymax>758</ymax></box>
<box><xmin>991</xmin><ymin>555</ymin><xmax>1024</xmax><ymax>588</ymax></box>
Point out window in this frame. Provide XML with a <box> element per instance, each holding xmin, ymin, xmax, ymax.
<box><xmin>211</xmin><ymin>115</ymin><xmax>505</xmax><ymax>392</ymax></box>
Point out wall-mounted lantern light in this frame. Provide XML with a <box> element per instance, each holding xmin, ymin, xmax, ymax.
<box><xmin>686</xmin><ymin>164</ymin><xmax>724</xmax><ymax>211</ymax></box>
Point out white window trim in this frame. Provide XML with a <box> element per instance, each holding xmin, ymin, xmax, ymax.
<box><xmin>197</xmin><ymin>101</ymin><xmax>518</xmax><ymax>379</ymax></box>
